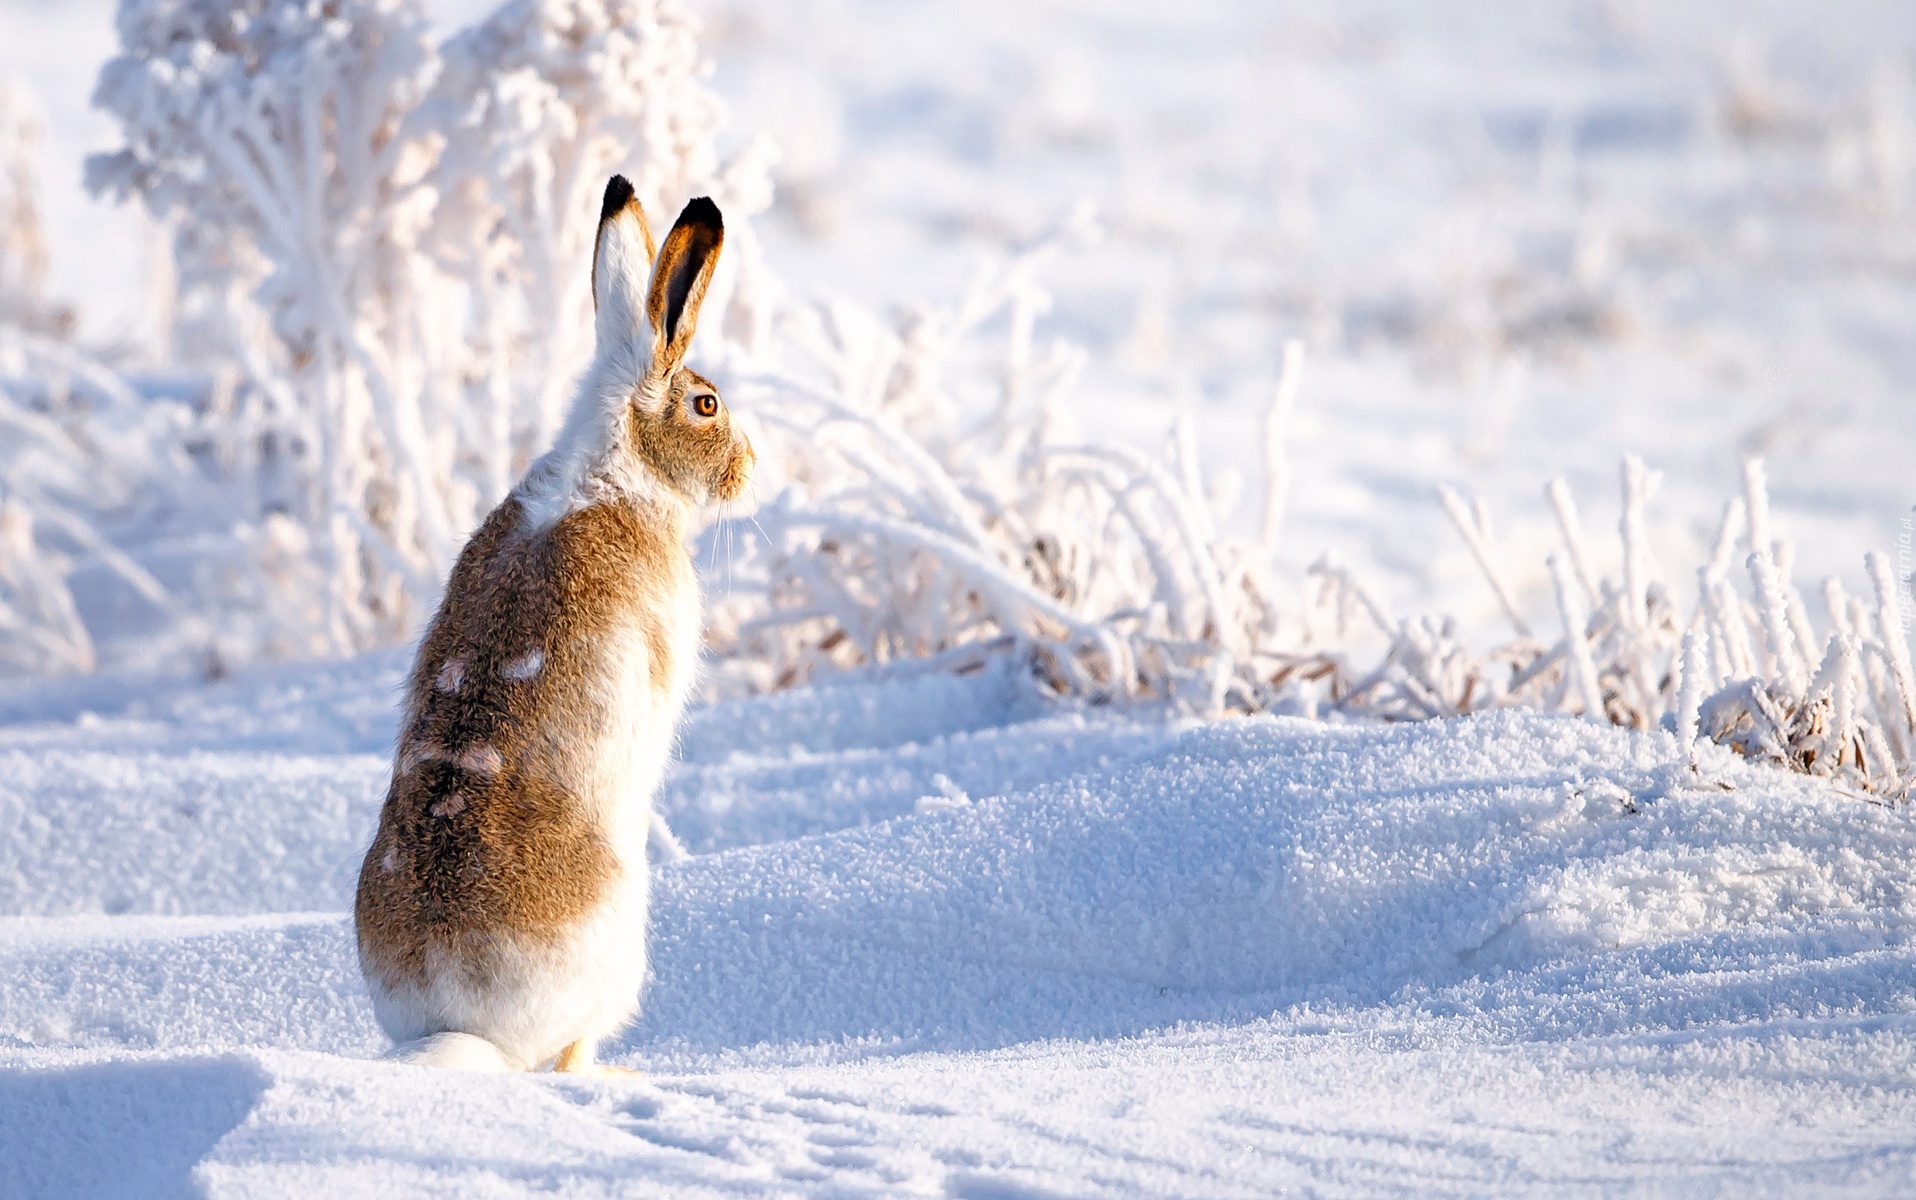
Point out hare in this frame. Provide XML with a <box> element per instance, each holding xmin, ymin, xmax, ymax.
<box><xmin>354</xmin><ymin>177</ymin><xmax>752</xmax><ymax>1074</ymax></box>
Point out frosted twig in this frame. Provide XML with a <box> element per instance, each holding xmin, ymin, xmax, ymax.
<box><xmin>1173</xmin><ymin>412</ymin><xmax>1213</xmax><ymax>544</ymax></box>
<box><xmin>1546</xmin><ymin>478</ymin><xmax>1600</xmax><ymax>607</ymax></box>
<box><xmin>1825</xmin><ymin>634</ymin><xmax>1858</xmax><ymax>772</ymax></box>
<box><xmin>648</xmin><ymin>813</ymin><xmax>690</xmax><ymax>863</ymax></box>
<box><xmin>1262</xmin><ymin>339</ymin><xmax>1304</xmax><ymax>557</ymax></box>
<box><xmin>1706</xmin><ymin>497</ymin><xmax>1747</xmax><ymax>582</ymax></box>
<box><xmin>1551</xmin><ymin>553</ymin><xmax>1606</xmax><ymax>722</ymax></box>
<box><xmin>1619</xmin><ymin>454</ymin><xmax>1659</xmax><ymax>631</ymax></box>
<box><xmin>1743</xmin><ymin>458</ymin><xmax>1773</xmax><ymax>562</ymax></box>
<box><xmin>1824</xmin><ymin>577</ymin><xmax>1855</xmax><ymax>638</ymax></box>
<box><xmin>1748</xmin><ymin>549</ymin><xmax>1806</xmax><ymax>695</ymax></box>
<box><xmin>1439</xmin><ymin>484</ymin><xmax>1533</xmax><ymax>638</ymax></box>
<box><xmin>1867</xmin><ymin>551</ymin><xmax>1916</xmax><ymax>743</ymax></box>
<box><xmin>1675</xmin><ymin>627</ymin><xmax>1708</xmax><ymax>769</ymax></box>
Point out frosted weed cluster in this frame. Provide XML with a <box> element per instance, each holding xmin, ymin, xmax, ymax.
<box><xmin>0</xmin><ymin>0</ymin><xmax>1909</xmax><ymax>797</ymax></box>
<box><xmin>703</xmin><ymin>220</ymin><xmax>1916</xmax><ymax>799</ymax></box>
<box><xmin>81</xmin><ymin>0</ymin><xmax>773</xmax><ymax>658</ymax></box>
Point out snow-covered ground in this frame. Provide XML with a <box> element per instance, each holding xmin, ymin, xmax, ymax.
<box><xmin>2</xmin><ymin>656</ymin><xmax>1915</xmax><ymax>1195</ymax></box>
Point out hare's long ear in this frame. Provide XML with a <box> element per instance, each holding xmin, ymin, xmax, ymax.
<box><xmin>646</xmin><ymin>197</ymin><xmax>725</xmax><ymax>375</ymax></box>
<box><xmin>591</xmin><ymin>175</ymin><xmax>657</xmax><ymax>355</ymax></box>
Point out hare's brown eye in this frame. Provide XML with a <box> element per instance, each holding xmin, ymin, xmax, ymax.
<box><xmin>691</xmin><ymin>392</ymin><xmax>719</xmax><ymax>418</ymax></box>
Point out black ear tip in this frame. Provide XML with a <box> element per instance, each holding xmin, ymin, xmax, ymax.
<box><xmin>679</xmin><ymin>196</ymin><xmax>723</xmax><ymax>232</ymax></box>
<box><xmin>600</xmin><ymin>175</ymin><xmax>636</xmax><ymax>222</ymax></box>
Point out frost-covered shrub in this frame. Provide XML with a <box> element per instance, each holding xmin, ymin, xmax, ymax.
<box><xmin>701</xmin><ymin>214</ymin><xmax>1332</xmax><ymax>713</ymax></box>
<box><xmin>700</xmin><ymin>228</ymin><xmax>1915</xmax><ymax>798</ymax></box>
<box><xmin>81</xmin><ymin>0</ymin><xmax>770</xmax><ymax>661</ymax></box>
<box><xmin>0</xmin><ymin>77</ymin><xmax>72</xmax><ymax>339</ymax></box>
<box><xmin>0</xmin><ymin>325</ymin><xmax>209</xmax><ymax>675</ymax></box>
<box><xmin>88</xmin><ymin>0</ymin><xmax>449</xmax><ymax>651</ymax></box>
<box><xmin>703</xmin><ymin>210</ymin><xmax>1227</xmax><ymax>704</ymax></box>
<box><xmin>0</xmin><ymin>77</ymin><xmax>96</xmax><ymax>672</ymax></box>
<box><xmin>1319</xmin><ymin>458</ymin><xmax>1916</xmax><ymax>799</ymax></box>
<box><xmin>0</xmin><ymin>499</ymin><xmax>92</xmax><ymax>676</ymax></box>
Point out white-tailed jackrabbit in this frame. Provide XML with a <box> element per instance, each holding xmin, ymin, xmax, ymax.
<box><xmin>354</xmin><ymin>177</ymin><xmax>751</xmax><ymax>1074</ymax></box>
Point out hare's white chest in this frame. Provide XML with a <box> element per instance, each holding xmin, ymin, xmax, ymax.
<box><xmin>584</xmin><ymin>576</ymin><xmax>700</xmax><ymax>867</ymax></box>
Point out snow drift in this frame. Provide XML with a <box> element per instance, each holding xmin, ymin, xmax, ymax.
<box><xmin>0</xmin><ymin>656</ymin><xmax>1913</xmax><ymax>1193</ymax></box>
<box><xmin>1</xmin><ymin>657</ymin><xmax>1911</xmax><ymax>1061</ymax></box>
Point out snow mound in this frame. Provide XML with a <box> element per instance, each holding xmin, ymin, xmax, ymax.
<box><xmin>636</xmin><ymin>710</ymin><xmax>1916</xmax><ymax>1052</ymax></box>
<box><xmin>0</xmin><ymin>750</ymin><xmax>385</xmax><ymax>916</ymax></box>
<box><xmin>1</xmin><ymin>655</ymin><xmax>1914</xmax><ymax>1193</ymax></box>
<box><xmin>2</xmin><ymin>660</ymin><xmax>1909</xmax><ymax>1063</ymax></box>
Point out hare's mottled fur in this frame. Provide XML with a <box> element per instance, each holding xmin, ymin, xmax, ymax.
<box><xmin>355</xmin><ymin>179</ymin><xmax>752</xmax><ymax>1073</ymax></box>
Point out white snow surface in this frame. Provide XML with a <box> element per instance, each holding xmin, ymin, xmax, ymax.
<box><xmin>1</xmin><ymin>653</ymin><xmax>1914</xmax><ymax>1196</ymax></box>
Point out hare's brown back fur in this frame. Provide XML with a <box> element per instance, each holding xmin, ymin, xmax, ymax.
<box><xmin>356</xmin><ymin>494</ymin><xmax>690</xmax><ymax>990</ymax></box>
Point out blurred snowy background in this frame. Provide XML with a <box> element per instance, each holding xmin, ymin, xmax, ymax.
<box><xmin>703</xmin><ymin>0</ymin><xmax>1916</xmax><ymax>586</ymax></box>
<box><xmin>0</xmin><ymin>0</ymin><xmax>1911</xmax><ymax>712</ymax></box>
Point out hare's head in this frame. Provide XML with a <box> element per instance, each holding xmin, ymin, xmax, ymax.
<box><xmin>592</xmin><ymin>176</ymin><xmax>754</xmax><ymax>505</ymax></box>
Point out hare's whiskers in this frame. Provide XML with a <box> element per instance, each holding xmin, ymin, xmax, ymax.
<box><xmin>725</xmin><ymin>506</ymin><xmax>738</xmax><ymax>597</ymax></box>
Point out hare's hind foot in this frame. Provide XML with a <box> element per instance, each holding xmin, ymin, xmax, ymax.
<box><xmin>552</xmin><ymin>1038</ymin><xmax>643</xmax><ymax>1078</ymax></box>
<box><xmin>386</xmin><ymin>1031</ymin><xmax>512</xmax><ymax>1072</ymax></box>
